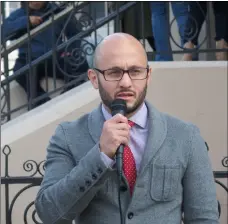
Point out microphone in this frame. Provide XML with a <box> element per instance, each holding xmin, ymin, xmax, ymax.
<box><xmin>110</xmin><ymin>99</ymin><xmax>127</xmax><ymax>224</ymax></box>
<box><xmin>110</xmin><ymin>99</ymin><xmax>127</xmax><ymax>178</ymax></box>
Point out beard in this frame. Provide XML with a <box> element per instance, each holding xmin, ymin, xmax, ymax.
<box><xmin>98</xmin><ymin>78</ymin><xmax>147</xmax><ymax>115</ymax></box>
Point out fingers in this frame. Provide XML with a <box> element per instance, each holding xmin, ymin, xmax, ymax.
<box><xmin>100</xmin><ymin>114</ymin><xmax>131</xmax><ymax>158</ymax></box>
<box><xmin>114</xmin><ymin>130</ymin><xmax>130</xmax><ymax>146</ymax></box>
<box><xmin>113</xmin><ymin>133</ymin><xmax>129</xmax><ymax>146</ymax></box>
<box><xmin>105</xmin><ymin>114</ymin><xmax>131</xmax><ymax>133</ymax></box>
<box><xmin>112</xmin><ymin>114</ymin><xmax>128</xmax><ymax>124</ymax></box>
<box><xmin>117</xmin><ymin>129</ymin><xmax>129</xmax><ymax>137</ymax></box>
<box><xmin>30</xmin><ymin>16</ymin><xmax>43</xmax><ymax>26</ymax></box>
<box><xmin>114</xmin><ymin>123</ymin><xmax>130</xmax><ymax>131</ymax></box>
<box><xmin>35</xmin><ymin>16</ymin><xmax>43</xmax><ymax>25</ymax></box>
<box><xmin>118</xmin><ymin>136</ymin><xmax>129</xmax><ymax>146</ymax></box>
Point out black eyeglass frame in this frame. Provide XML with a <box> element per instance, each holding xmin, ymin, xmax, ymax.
<box><xmin>93</xmin><ymin>66</ymin><xmax>150</xmax><ymax>81</ymax></box>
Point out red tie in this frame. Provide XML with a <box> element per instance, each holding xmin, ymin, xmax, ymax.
<box><xmin>123</xmin><ymin>120</ymin><xmax>137</xmax><ymax>195</ymax></box>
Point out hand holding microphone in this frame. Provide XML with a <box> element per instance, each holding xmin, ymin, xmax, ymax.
<box><xmin>100</xmin><ymin>113</ymin><xmax>130</xmax><ymax>159</ymax></box>
<box><xmin>100</xmin><ymin>99</ymin><xmax>129</xmax><ymax>160</ymax></box>
<box><xmin>100</xmin><ymin>99</ymin><xmax>128</xmax><ymax>181</ymax></box>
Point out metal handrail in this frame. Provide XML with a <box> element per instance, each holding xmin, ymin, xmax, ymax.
<box><xmin>2</xmin><ymin>171</ymin><xmax>227</xmax><ymax>185</ymax></box>
<box><xmin>1</xmin><ymin>1</ymin><xmax>136</xmax><ymax>87</ymax></box>
<box><xmin>1</xmin><ymin>2</ymin><xmax>89</xmax><ymax>57</ymax></box>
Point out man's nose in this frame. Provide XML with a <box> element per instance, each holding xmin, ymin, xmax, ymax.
<box><xmin>119</xmin><ymin>72</ymin><xmax>132</xmax><ymax>87</ymax></box>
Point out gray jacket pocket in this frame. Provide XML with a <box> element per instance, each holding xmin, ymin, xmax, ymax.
<box><xmin>150</xmin><ymin>164</ymin><xmax>180</xmax><ymax>201</ymax></box>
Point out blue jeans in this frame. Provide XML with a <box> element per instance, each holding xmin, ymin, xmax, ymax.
<box><xmin>150</xmin><ymin>2</ymin><xmax>189</xmax><ymax>61</ymax></box>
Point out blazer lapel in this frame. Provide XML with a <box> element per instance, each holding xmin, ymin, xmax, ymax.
<box><xmin>138</xmin><ymin>102</ymin><xmax>167</xmax><ymax>176</ymax></box>
<box><xmin>88</xmin><ymin>103</ymin><xmax>105</xmax><ymax>143</ymax></box>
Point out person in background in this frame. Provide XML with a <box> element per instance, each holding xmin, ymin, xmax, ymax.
<box><xmin>150</xmin><ymin>1</ymin><xmax>189</xmax><ymax>61</ymax></box>
<box><xmin>35</xmin><ymin>33</ymin><xmax>219</xmax><ymax>224</ymax></box>
<box><xmin>182</xmin><ymin>1</ymin><xmax>228</xmax><ymax>61</ymax></box>
<box><xmin>1</xmin><ymin>1</ymin><xmax>88</xmax><ymax>108</ymax></box>
<box><xmin>108</xmin><ymin>2</ymin><xmax>156</xmax><ymax>53</ymax></box>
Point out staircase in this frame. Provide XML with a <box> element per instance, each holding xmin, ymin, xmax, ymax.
<box><xmin>1</xmin><ymin>1</ymin><xmax>136</xmax><ymax>123</ymax></box>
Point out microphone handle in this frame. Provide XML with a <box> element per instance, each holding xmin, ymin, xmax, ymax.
<box><xmin>116</xmin><ymin>144</ymin><xmax>124</xmax><ymax>178</ymax></box>
<box><xmin>116</xmin><ymin>144</ymin><xmax>125</xmax><ymax>224</ymax></box>
<box><xmin>112</xmin><ymin>110</ymin><xmax>125</xmax><ymax>177</ymax></box>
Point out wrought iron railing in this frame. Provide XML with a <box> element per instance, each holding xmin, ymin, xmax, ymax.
<box><xmin>1</xmin><ymin>1</ymin><xmax>228</xmax><ymax>125</ymax></box>
<box><xmin>1</xmin><ymin>144</ymin><xmax>227</xmax><ymax>224</ymax></box>
<box><xmin>1</xmin><ymin>145</ymin><xmax>44</xmax><ymax>224</ymax></box>
<box><xmin>1</xmin><ymin>1</ymin><xmax>136</xmax><ymax>124</ymax></box>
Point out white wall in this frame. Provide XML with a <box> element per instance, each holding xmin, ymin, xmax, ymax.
<box><xmin>1</xmin><ymin>61</ymin><xmax>227</xmax><ymax>224</ymax></box>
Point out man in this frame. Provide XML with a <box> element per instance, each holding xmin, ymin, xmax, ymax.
<box><xmin>1</xmin><ymin>2</ymin><xmax>88</xmax><ymax>108</ymax></box>
<box><xmin>108</xmin><ymin>2</ymin><xmax>156</xmax><ymax>52</ymax></box>
<box><xmin>35</xmin><ymin>33</ymin><xmax>219</xmax><ymax>224</ymax></box>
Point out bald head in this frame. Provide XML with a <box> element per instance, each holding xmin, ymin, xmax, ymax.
<box><xmin>88</xmin><ymin>33</ymin><xmax>151</xmax><ymax>117</ymax></box>
<box><xmin>93</xmin><ymin>33</ymin><xmax>148</xmax><ymax>68</ymax></box>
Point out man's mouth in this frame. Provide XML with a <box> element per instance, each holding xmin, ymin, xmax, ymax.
<box><xmin>116</xmin><ymin>92</ymin><xmax>134</xmax><ymax>98</ymax></box>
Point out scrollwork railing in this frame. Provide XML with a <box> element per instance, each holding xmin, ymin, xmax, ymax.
<box><xmin>1</xmin><ymin>144</ymin><xmax>228</xmax><ymax>224</ymax></box>
<box><xmin>1</xmin><ymin>1</ymin><xmax>137</xmax><ymax>124</ymax></box>
<box><xmin>2</xmin><ymin>145</ymin><xmax>44</xmax><ymax>224</ymax></box>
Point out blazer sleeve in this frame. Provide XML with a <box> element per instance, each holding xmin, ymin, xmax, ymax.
<box><xmin>35</xmin><ymin>123</ymin><xmax>110</xmax><ymax>224</ymax></box>
<box><xmin>183</xmin><ymin>125</ymin><xmax>219</xmax><ymax>223</ymax></box>
<box><xmin>1</xmin><ymin>9</ymin><xmax>28</xmax><ymax>42</ymax></box>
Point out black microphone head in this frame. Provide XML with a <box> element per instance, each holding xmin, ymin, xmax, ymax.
<box><xmin>111</xmin><ymin>99</ymin><xmax>127</xmax><ymax>116</ymax></box>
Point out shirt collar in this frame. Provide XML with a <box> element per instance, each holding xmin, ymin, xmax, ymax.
<box><xmin>101</xmin><ymin>102</ymin><xmax>148</xmax><ymax>129</ymax></box>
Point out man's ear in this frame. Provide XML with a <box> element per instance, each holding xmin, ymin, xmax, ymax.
<box><xmin>88</xmin><ymin>69</ymin><xmax>99</xmax><ymax>89</ymax></box>
<box><xmin>147</xmin><ymin>66</ymin><xmax>152</xmax><ymax>84</ymax></box>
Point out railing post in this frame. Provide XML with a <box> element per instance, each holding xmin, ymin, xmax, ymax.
<box><xmin>25</xmin><ymin>2</ymin><xmax>34</xmax><ymax>110</ymax></box>
<box><xmin>115</xmin><ymin>2</ymin><xmax>120</xmax><ymax>32</ymax></box>
<box><xmin>2</xmin><ymin>1</ymin><xmax>11</xmax><ymax>122</ymax></box>
<box><xmin>206</xmin><ymin>2</ymin><xmax>216</xmax><ymax>60</ymax></box>
<box><xmin>140</xmin><ymin>2</ymin><xmax>145</xmax><ymax>48</ymax></box>
<box><xmin>51</xmin><ymin>7</ymin><xmax>57</xmax><ymax>91</ymax></box>
<box><xmin>3</xmin><ymin>145</ymin><xmax>11</xmax><ymax>224</ymax></box>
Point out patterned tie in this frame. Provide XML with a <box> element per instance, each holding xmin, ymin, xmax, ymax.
<box><xmin>123</xmin><ymin>120</ymin><xmax>137</xmax><ymax>195</ymax></box>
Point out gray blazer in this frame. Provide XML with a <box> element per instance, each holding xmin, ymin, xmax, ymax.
<box><xmin>35</xmin><ymin>102</ymin><xmax>219</xmax><ymax>224</ymax></box>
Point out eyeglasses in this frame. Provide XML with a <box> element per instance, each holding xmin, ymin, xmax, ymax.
<box><xmin>93</xmin><ymin>66</ymin><xmax>149</xmax><ymax>81</ymax></box>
